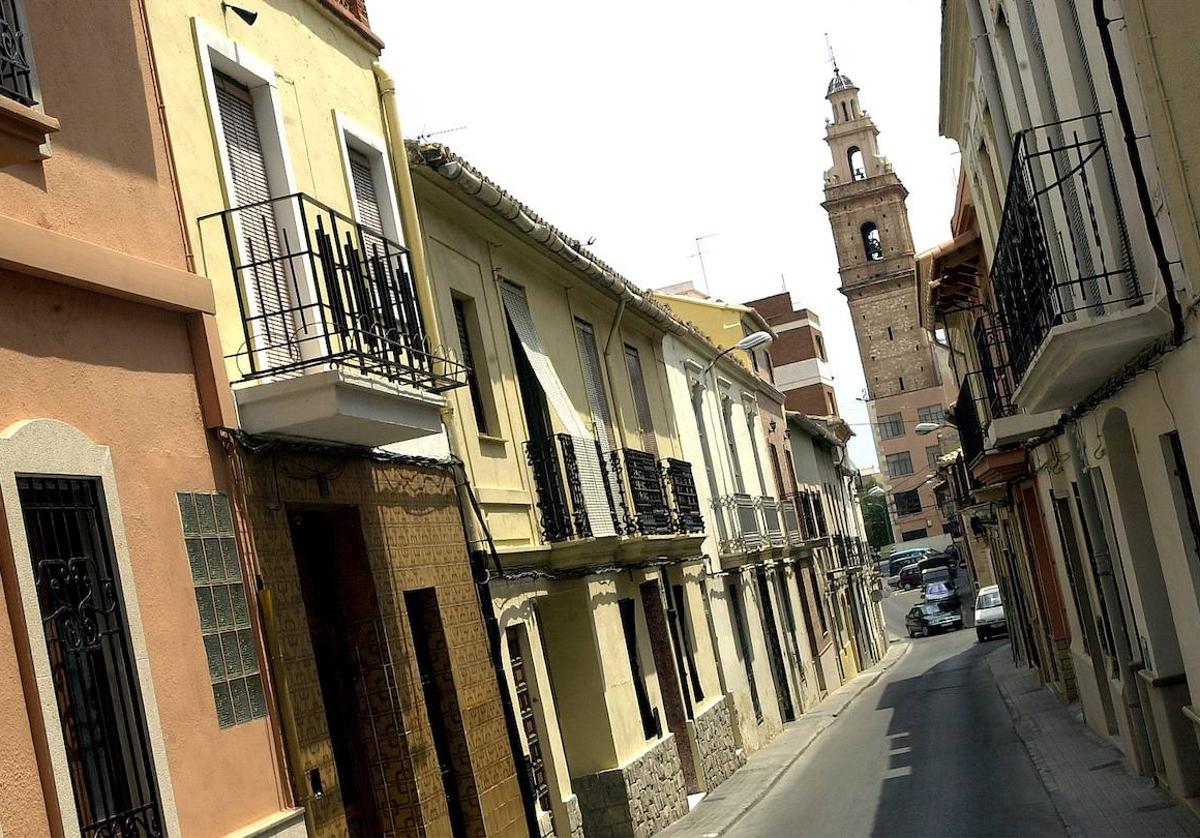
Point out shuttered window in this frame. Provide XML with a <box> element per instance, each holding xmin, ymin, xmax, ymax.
<box><xmin>575</xmin><ymin>319</ymin><xmax>615</xmax><ymax>451</ymax></box>
<box><xmin>453</xmin><ymin>296</ymin><xmax>490</xmax><ymax>434</ymax></box>
<box><xmin>623</xmin><ymin>344</ymin><xmax>658</xmax><ymax>457</ymax></box>
<box><xmin>348</xmin><ymin>148</ymin><xmax>388</xmax><ymax>261</ymax></box>
<box><xmin>214</xmin><ymin>73</ymin><xmax>294</xmax><ymax>366</ymax></box>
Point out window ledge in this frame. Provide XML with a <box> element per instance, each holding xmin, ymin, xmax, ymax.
<box><xmin>0</xmin><ymin>95</ymin><xmax>59</xmax><ymax>168</ymax></box>
<box><xmin>477</xmin><ymin>432</ymin><xmax>508</xmax><ymax>446</ymax></box>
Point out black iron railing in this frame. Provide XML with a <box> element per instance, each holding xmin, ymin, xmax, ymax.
<box><xmin>619</xmin><ymin>448</ymin><xmax>673</xmax><ymax>535</ymax></box>
<box><xmin>526</xmin><ymin>437</ymin><xmax>704</xmax><ymax>544</ymax></box>
<box><xmin>973</xmin><ymin>313</ymin><xmax>1018</xmax><ymax>422</ymax></box>
<box><xmin>792</xmin><ymin>492</ymin><xmax>817</xmax><ymax>539</ymax></box>
<box><xmin>200</xmin><ymin>193</ymin><xmax>466</xmax><ymax>392</ymax></box>
<box><xmin>991</xmin><ymin>114</ymin><xmax>1141</xmax><ymax>383</ymax></box>
<box><xmin>663</xmin><ymin>458</ymin><xmax>705</xmax><ymax>534</ymax></box>
<box><xmin>955</xmin><ymin>377</ymin><xmax>986</xmax><ymax>468</ymax></box>
<box><xmin>0</xmin><ymin>0</ymin><xmax>35</xmax><ymax>106</ymax></box>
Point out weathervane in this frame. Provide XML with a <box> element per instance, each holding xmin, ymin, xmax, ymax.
<box><xmin>825</xmin><ymin>33</ymin><xmax>839</xmax><ymax>75</ymax></box>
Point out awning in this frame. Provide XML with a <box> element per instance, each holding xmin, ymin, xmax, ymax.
<box><xmin>500</xmin><ymin>281</ymin><xmax>616</xmax><ymax>537</ymax></box>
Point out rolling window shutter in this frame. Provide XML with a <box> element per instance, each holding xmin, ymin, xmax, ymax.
<box><xmin>624</xmin><ymin>344</ymin><xmax>659</xmax><ymax>458</ymax></box>
<box><xmin>574</xmin><ymin>320</ymin><xmax>616</xmax><ymax>452</ymax></box>
<box><xmin>214</xmin><ymin>73</ymin><xmax>295</xmax><ymax>365</ymax></box>
<box><xmin>500</xmin><ymin>283</ymin><xmax>616</xmax><ymax>537</ymax></box>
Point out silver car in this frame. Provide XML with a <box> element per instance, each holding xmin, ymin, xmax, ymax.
<box><xmin>974</xmin><ymin>585</ymin><xmax>1007</xmax><ymax>641</ymax></box>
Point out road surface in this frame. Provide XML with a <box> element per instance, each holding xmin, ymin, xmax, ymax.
<box><xmin>732</xmin><ymin>587</ymin><xmax>1066</xmax><ymax>837</ymax></box>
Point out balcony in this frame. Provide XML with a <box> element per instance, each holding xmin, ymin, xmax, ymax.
<box><xmin>781</xmin><ymin>496</ymin><xmax>803</xmax><ymax>546</ymax></box>
<box><xmin>0</xmin><ymin>2</ymin><xmax>59</xmax><ymax>167</ymax></box>
<box><xmin>991</xmin><ymin>114</ymin><xmax>1174</xmax><ymax>413</ymax></box>
<box><xmin>200</xmin><ymin>193</ymin><xmax>466</xmax><ymax>447</ymax></box>
<box><xmin>524</xmin><ymin>435</ymin><xmax>705</xmax><ymax>566</ymax></box>
<box><xmin>954</xmin><ymin>375</ymin><xmax>1030</xmax><ymax>487</ymax></box>
<box><xmin>760</xmin><ymin>497</ymin><xmax>787</xmax><ymax>548</ymax></box>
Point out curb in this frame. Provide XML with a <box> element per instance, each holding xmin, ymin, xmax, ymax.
<box><xmin>704</xmin><ymin>638</ymin><xmax>913</xmax><ymax>836</ymax></box>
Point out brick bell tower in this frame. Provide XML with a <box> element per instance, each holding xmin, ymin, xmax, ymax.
<box><xmin>821</xmin><ymin>61</ymin><xmax>948</xmax><ymax>541</ymax></box>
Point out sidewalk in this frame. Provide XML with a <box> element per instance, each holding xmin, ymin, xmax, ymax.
<box><xmin>658</xmin><ymin>639</ymin><xmax>911</xmax><ymax>838</ymax></box>
<box><xmin>987</xmin><ymin>646</ymin><xmax>1200</xmax><ymax>837</ymax></box>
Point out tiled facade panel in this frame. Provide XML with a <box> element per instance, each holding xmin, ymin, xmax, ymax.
<box><xmin>236</xmin><ymin>451</ymin><xmax>523</xmax><ymax>837</ymax></box>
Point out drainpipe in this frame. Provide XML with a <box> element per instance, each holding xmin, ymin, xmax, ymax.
<box><xmin>373</xmin><ymin>62</ymin><xmax>466</xmax><ymax>461</ymax></box>
<box><xmin>1067</xmin><ymin>424</ymin><xmax>1156</xmax><ymax>773</ymax></box>
<box><xmin>1094</xmin><ymin>0</ymin><xmax>1185</xmax><ymax>346</ymax></box>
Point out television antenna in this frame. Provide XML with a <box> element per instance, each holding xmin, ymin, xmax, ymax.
<box><xmin>691</xmin><ymin>233</ymin><xmax>717</xmax><ymax>294</ymax></box>
<box><xmin>415</xmin><ymin>125</ymin><xmax>468</xmax><ymax>143</ymax></box>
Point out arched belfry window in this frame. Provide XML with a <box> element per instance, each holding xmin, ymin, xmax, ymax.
<box><xmin>861</xmin><ymin>222</ymin><xmax>883</xmax><ymax>261</ymax></box>
<box><xmin>841</xmin><ymin>101</ymin><xmax>849</xmax><ymax>122</ymax></box>
<box><xmin>848</xmin><ymin>147</ymin><xmax>865</xmax><ymax>181</ymax></box>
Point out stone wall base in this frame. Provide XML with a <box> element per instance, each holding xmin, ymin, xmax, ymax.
<box><xmin>692</xmin><ymin>694</ymin><xmax>744</xmax><ymax>792</ymax></box>
<box><xmin>573</xmin><ymin>734</ymin><xmax>689</xmax><ymax>837</ymax></box>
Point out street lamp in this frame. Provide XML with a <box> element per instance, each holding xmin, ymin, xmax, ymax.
<box><xmin>915</xmin><ymin>421</ymin><xmax>943</xmax><ymax>435</ymax></box>
<box><xmin>701</xmin><ymin>330</ymin><xmax>773</xmax><ymax>374</ymax></box>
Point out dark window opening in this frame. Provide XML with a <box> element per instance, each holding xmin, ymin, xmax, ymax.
<box><xmin>901</xmin><ymin>528</ymin><xmax>928</xmax><ymax>542</ymax></box>
<box><xmin>505</xmin><ymin>626</ymin><xmax>555</xmax><ymax>824</ymax></box>
<box><xmin>728</xmin><ymin>581</ymin><xmax>763</xmax><ymax>724</ymax></box>
<box><xmin>894</xmin><ymin>488</ymin><xmax>922</xmax><ymax>515</ymax></box>
<box><xmin>453</xmin><ymin>296</ymin><xmax>490</xmax><ymax>434</ymax></box>
<box><xmin>861</xmin><ymin>222</ymin><xmax>883</xmax><ymax>261</ymax></box>
<box><xmin>899</xmin><ymin>376</ymin><xmax>905</xmax><ymax>391</ymax></box>
<box><xmin>618</xmin><ymin>598</ymin><xmax>660</xmax><ymax>740</ymax></box>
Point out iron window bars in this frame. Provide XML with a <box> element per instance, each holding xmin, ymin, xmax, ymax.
<box><xmin>525</xmin><ymin>434</ymin><xmax>704</xmax><ymax>543</ymax></box>
<box><xmin>954</xmin><ymin>374</ymin><xmax>987</xmax><ymax>469</ymax></box>
<box><xmin>200</xmin><ymin>192</ymin><xmax>466</xmax><ymax>393</ymax></box>
<box><xmin>715</xmin><ymin>492</ymin><xmax>765</xmax><ymax>554</ymax></box>
<box><xmin>759</xmin><ymin>496</ymin><xmax>787</xmax><ymax>548</ymax></box>
<box><xmin>19</xmin><ymin>477</ymin><xmax>164</xmax><ymax>838</ymax></box>
<box><xmin>781</xmin><ymin>496</ymin><xmax>803</xmax><ymax>545</ymax></box>
<box><xmin>990</xmin><ymin>113</ymin><xmax>1141</xmax><ymax>383</ymax></box>
<box><xmin>0</xmin><ymin>0</ymin><xmax>34</xmax><ymax>106</ymax></box>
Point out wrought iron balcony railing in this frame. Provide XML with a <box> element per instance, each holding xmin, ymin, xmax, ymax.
<box><xmin>0</xmin><ymin>0</ymin><xmax>35</xmax><ymax>106</ymax></box>
<box><xmin>991</xmin><ymin>113</ymin><xmax>1142</xmax><ymax>383</ymax></box>
<box><xmin>526</xmin><ymin>436</ymin><xmax>704</xmax><ymax>544</ymax></box>
<box><xmin>200</xmin><ymin>193</ymin><xmax>466</xmax><ymax>393</ymax></box>
<box><xmin>716</xmin><ymin>492</ymin><xmax>764</xmax><ymax>554</ymax></box>
<box><xmin>954</xmin><ymin>375</ymin><xmax>986</xmax><ymax>469</ymax></box>
<box><xmin>760</xmin><ymin>497</ymin><xmax>786</xmax><ymax>548</ymax></box>
<box><xmin>781</xmin><ymin>496</ymin><xmax>803</xmax><ymax>545</ymax></box>
<box><xmin>663</xmin><ymin>458</ymin><xmax>705</xmax><ymax>534</ymax></box>
<box><xmin>617</xmin><ymin>448</ymin><xmax>673</xmax><ymax>535</ymax></box>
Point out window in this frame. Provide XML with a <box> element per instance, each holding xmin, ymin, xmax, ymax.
<box><xmin>815</xmin><ymin>334</ymin><xmax>827</xmax><ymax>361</ymax></box>
<box><xmin>927</xmin><ymin>445</ymin><xmax>942</xmax><ymax>470</ymax></box>
<box><xmin>722</xmin><ymin>398</ymin><xmax>746</xmax><ymax>493</ymax></box>
<box><xmin>878</xmin><ymin>412</ymin><xmax>905</xmax><ymax>440</ymax></box>
<box><xmin>918</xmin><ymin>404</ymin><xmax>945</xmax><ymax>425</ymax></box>
<box><xmin>899</xmin><ymin>376</ymin><xmax>906</xmax><ymax>391</ymax></box>
<box><xmin>901</xmin><ymin>528</ymin><xmax>928</xmax><ymax>542</ymax></box>
<box><xmin>746</xmin><ymin>410</ymin><xmax>768</xmax><ymax>497</ymax></box>
<box><xmin>24</xmin><ymin>477</ymin><xmax>165</xmax><ymax>834</ymax></box>
<box><xmin>886</xmin><ymin>326</ymin><xmax>894</xmax><ymax>341</ymax></box>
<box><xmin>624</xmin><ymin>344</ymin><xmax>658</xmax><ymax>457</ymax></box>
<box><xmin>0</xmin><ymin>0</ymin><xmax>36</xmax><ymax>105</ymax></box>
<box><xmin>861</xmin><ymin>222</ymin><xmax>883</xmax><ymax>261</ymax></box>
<box><xmin>453</xmin><ymin>296</ymin><xmax>491</xmax><ymax>434</ymax></box>
<box><xmin>618</xmin><ymin>598</ymin><xmax>660</xmax><ymax>739</ymax></box>
<box><xmin>178</xmin><ymin>492</ymin><xmax>266</xmax><ymax>727</ymax></box>
<box><xmin>894</xmin><ymin>489</ymin><xmax>922</xmax><ymax>516</ymax></box>
<box><xmin>575</xmin><ymin>319</ymin><xmax>616</xmax><ymax>450</ymax></box>
<box><xmin>848</xmin><ymin>146</ymin><xmax>865</xmax><ymax>180</ymax></box>
<box><xmin>887</xmin><ymin>452</ymin><xmax>914</xmax><ymax>478</ymax></box>
<box><xmin>506</xmin><ymin>626</ymin><xmax>554</xmax><ymax>819</ymax></box>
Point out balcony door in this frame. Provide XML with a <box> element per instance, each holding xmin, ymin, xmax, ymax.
<box><xmin>214</xmin><ymin>72</ymin><xmax>298</xmax><ymax>369</ymax></box>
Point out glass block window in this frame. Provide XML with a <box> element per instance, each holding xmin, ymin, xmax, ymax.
<box><xmin>178</xmin><ymin>492</ymin><xmax>266</xmax><ymax>728</ymax></box>
<box><xmin>878</xmin><ymin>413</ymin><xmax>905</xmax><ymax>440</ymax></box>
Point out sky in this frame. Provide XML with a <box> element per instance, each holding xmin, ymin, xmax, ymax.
<box><xmin>372</xmin><ymin>0</ymin><xmax>960</xmax><ymax>467</ymax></box>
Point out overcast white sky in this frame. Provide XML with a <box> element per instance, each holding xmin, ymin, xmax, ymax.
<box><xmin>373</xmin><ymin>0</ymin><xmax>960</xmax><ymax>467</ymax></box>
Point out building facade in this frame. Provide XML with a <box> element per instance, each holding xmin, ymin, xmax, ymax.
<box><xmin>0</xmin><ymin>1</ymin><xmax>302</xmax><ymax>834</ymax></box>
<box><xmin>820</xmin><ymin>66</ymin><xmax>957</xmax><ymax>545</ymax></box>
<box><xmin>744</xmin><ymin>293</ymin><xmax>840</xmax><ymax>419</ymax></box>
<box><xmin>940</xmin><ymin>0</ymin><xmax>1200</xmax><ymax>807</ymax></box>
<box><xmin>144</xmin><ymin>0</ymin><xmax>527</xmax><ymax>834</ymax></box>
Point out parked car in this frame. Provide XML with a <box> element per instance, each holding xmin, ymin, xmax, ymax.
<box><xmin>898</xmin><ymin>563</ymin><xmax>922</xmax><ymax>590</ymax></box>
<box><xmin>974</xmin><ymin>585</ymin><xmax>1008</xmax><ymax>641</ymax></box>
<box><xmin>905</xmin><ymin>602</ymin><xmax>963</xmax><ymax>637</ymax></box>
<box><xmin>920</xmin><ymin>566</ymin><xmax>953</xmax><ymax>588</ymax></box>
<box><xmin>922</xmin><ymin>580</ymin><xmax>960</xmax><ymax>610</ymax></box>
<box><xmin>888</xmin><ymin>546</ymin><xmax>940</xmax><ymax>567</ymax></box>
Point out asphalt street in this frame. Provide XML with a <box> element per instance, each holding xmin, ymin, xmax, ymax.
<box><xmin>731</xmin><ymin>587</ymin><xmax>1067</xmax><ymax>837</ymax></box>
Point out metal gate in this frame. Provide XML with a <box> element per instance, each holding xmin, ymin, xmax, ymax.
<box><xmin>19</xmin><ymin>476</ymin><xmax>163</xmax><ymax>837</ymax></box>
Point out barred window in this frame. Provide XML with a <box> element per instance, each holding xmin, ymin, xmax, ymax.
<box><xmin>879</xmin><ymin>413</ymin><xmax>905</xmax><ymax>440</ymax></box>
<box><xmin>178</xmin><ymin>492</ymin><xmax>266</xmax><ymax>728</ymax></box>
<box><xmin>894</xmin><ymin>489</ymin><xmax>922</xmax><ymax>516</ymax></box>
<box><xmin>886</xmin><ymin>451</ymin><xmax>914</xmax><ymax>478</ymax></box>
<box><xmin>918</xmin><ymin>404</ymin><xmax>945</xmax><ymax>425</ymax></box>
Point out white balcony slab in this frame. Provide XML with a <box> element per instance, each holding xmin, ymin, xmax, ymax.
<box><xmin>1014</xmin><ymin>300</ymin><xmax>1174</xmax><ymax>414</ymax></box>
<box><xmin>234</xmin><ymin>368</ymin><xmax>445</xmax><ymax>448</ymax></box>
<box><xmin>986</xmin><ymin>410</ymin><xmax>1062</xmax><ymax>448</ymax></box>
